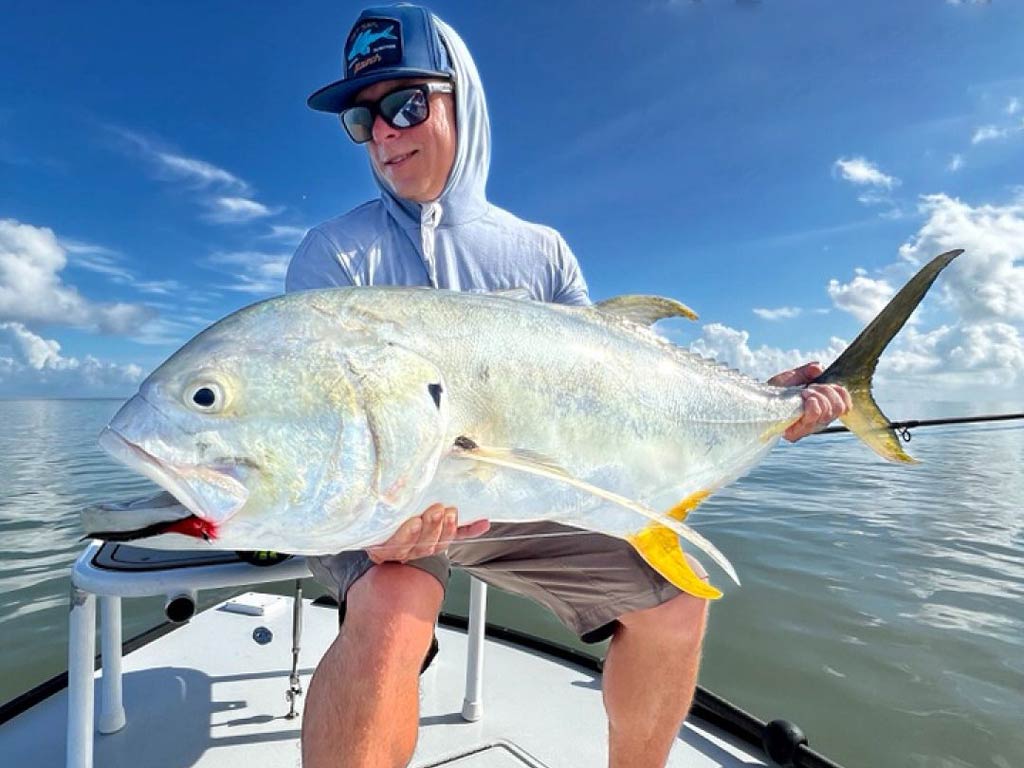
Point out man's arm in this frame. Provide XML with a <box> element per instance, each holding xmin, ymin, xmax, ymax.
<box><xmin>551</xmin><ymin>234</ymin><xmax>591</xmax><ymax>306</ymax></box>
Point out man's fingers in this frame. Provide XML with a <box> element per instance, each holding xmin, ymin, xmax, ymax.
<box><xmin>767</xmin><ymin>362</ymin><xmax>823</xmax><ymax>388</ymax></box>
<box><xmin>406</xmin><ymin>505</ymin><xmax>446</xmax><ymax>560</ymax></box>
<box><xmin>438</xmin><ymin>507</ymin><xmax>458</xmax><ymax>547</ymax></box>
<box><xmin>366</xmin><ymin>507</ymin><xmax>491</xmax><ymax>564</ymax></box>
<box><xmin>802</xmin><ymin>390</ymin><xmax>824</xmax><ymax>422</ymax></box>
<box><xmin>455</xmin><ymin>519</ymin><xmax>490</xmax><ymax>541</ymax></box>
<box><xmin>367</xmin><ymin>504</ymin><xmax>443</xmax><ymax>564</ymax></box>
<box><xmin>806</xmin><ymin>384</ymin><xmax>849</xmax><ymax>422</ymax></box>
<box><xmin>367</xmin><ymin>516</ymin><xmax>420</xmax><ymax>564</ymax></box>
<box><xmin>839</xmin><ymin>385</ymin><xmax>854</xmax><ymax>413</ymax></box>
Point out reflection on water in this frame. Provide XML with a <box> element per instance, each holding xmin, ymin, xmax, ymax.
<box><xmin>1</xmin><ymin>399</ymin><xmax>1022</xmax><ymax>767</ymax></box>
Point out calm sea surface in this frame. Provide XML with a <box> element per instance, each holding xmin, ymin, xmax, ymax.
<box><xmin>1</xmin><ymin>398</ymin><xmax>1021</xmax><ymax>767</ymax></box>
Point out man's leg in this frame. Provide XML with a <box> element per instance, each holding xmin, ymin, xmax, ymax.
<box><xmin>302</xmin><ymin>563</ymin><xmax>444</xmax><ymax>768</ymax></box>
<box><xmin>602</xmin><ymin>591</ymin><xmax>709</xmax><ymax>768</ymax></box>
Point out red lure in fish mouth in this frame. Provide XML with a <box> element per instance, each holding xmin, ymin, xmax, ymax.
<box><xmin>84</xmin><ymin>512</ymin><xmax>219</xmax><ymax>544</ymax></box>
<box><xmin>163</xmin><ymin>515</ymin><xmax>219</xmax><ymax>542</ymax></box>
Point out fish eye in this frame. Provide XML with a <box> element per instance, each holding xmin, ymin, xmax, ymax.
<box><xmin>186</xmin><ymin>381</ymin><xmax>226</xmax><ymax>412</ymax></box>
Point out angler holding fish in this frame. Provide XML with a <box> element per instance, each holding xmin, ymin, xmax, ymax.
<box><xmin>83</xmin><ymin>5</ymin><xmax>954</xmax><ymax>767</ymax></box>
<box><xmin>289</xmin><ymin>8</ymin><xmax>843</xmax><ymax>767</ymax></box>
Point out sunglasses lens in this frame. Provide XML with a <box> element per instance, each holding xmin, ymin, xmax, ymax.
<box><xmin>381</xmin><ymin>88</ymin><xmax>429</xmax><ymax>129</ymax></box>
<box><xmin>340</xmin><ymin>107</ymin><xmax>373</xmax><ymax>143</ymax></box>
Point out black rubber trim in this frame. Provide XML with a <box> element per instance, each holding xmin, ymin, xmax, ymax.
<box><xmin>0</xmin><ymin>619</ymin><xmax>184</xmax><ymax>726</ymax></box>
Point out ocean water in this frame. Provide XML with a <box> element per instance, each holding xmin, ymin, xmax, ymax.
<box><xmin>1</xmin><ymin>398</ymin><xmax>1021</xmax><ymax>767</ymax></box>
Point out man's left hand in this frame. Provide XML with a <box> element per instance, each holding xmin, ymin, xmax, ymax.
<box><xmin>767</xmin><ymin>362</ymin><xmax>853</xmax><ymax>442</ymax></box>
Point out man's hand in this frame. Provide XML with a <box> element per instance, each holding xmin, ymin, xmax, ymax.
<box><xmin>767</xmin><ymin>362</ymin><xmax>853</xmax><ymax>443</ymax></box>
<box><xmin>367</xmin><ymin>503</ymin><xmax>491</xmax><ymax>565</ymax></box>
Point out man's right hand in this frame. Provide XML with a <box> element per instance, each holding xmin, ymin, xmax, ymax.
<box><xmin>367</xmin><ymin>503</ymin><xmax>490</xmax><ymax>564</ymax></box>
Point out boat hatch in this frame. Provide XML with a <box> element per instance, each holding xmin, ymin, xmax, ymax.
<box><xmin>427</xmin><ymin>740</ymin><xmax>549</xmax><ymax>766</ymax></box>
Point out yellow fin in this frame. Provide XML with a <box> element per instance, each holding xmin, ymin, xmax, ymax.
<box><xmin>452</xmin><ymin>438</ymin><xmax>739</xmax><ymax>585</ymax></box>
<box><xmin>629</xmin><ymin>524</ymin><xmax>722</xmax><ymax>600</ymax></box>
<box><xmin>666</xmin><ymin>489</ymin><xmax>711</xmax><ymax>522</ymax></box>
<box><xmin>759</xmin><ymin>416</ymin><xmax>800</xmax><ymax>443</ymax></box>
<box><xmin>814</xmin><ymin>249</ymin><xmax>963</xmax><ymax>463</ymax></box>
<box><xmin>838</xmin><ymin>394</ymin><xmax>916</xmax><ymax>464</ymax></box>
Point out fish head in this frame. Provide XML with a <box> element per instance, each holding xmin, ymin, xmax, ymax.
<box><xmin>93</xmin><ymin>298</ymin><xmax>451</xmax><ymax>551</ymax></box>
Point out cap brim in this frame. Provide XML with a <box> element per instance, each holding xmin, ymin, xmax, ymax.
<box><xmin>307</xmin><ymin>68</ymin><xmax>450</xmax><ymax>113</ymax></box>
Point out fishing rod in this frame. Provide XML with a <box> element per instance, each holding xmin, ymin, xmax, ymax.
<box><xmin>814</xmin><ymin>411</ymin><xmax>1024</xmax><ymax>441</ymax></box>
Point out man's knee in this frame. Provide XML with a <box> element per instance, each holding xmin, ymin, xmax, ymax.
<box><xmin>343</xmin><ymin>563</ymin><xmax>444</xmax><ymax>662</ymax></box>
<box><xmin>618</xmin><ymin>591</ymin><xmax>709</xmax><ymax>644</ymax></box>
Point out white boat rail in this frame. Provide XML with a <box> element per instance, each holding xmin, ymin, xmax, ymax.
<box><xmin>65</xmin><ymin>541</ymin><xmax>490</xmax><ymax>768</ymax></box>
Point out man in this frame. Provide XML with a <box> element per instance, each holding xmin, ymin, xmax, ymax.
<box><xmin>287</xmin><ymin>6</ymin><xmax>851</xmax><ymax>767</ymax></box>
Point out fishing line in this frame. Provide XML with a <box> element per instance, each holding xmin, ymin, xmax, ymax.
<box><xmin>360</xmin><ymin>507</ymin><xmax>894</xmax><ymax>553</ymax></box>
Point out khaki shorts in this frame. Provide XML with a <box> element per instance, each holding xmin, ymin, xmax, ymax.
<box><xmin>306</xmin><ymin>522</ymin><xmax>686</xmax><ymax>643</ymax></box>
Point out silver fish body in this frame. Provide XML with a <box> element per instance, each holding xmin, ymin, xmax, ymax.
<box><xmin>87</xmin><ymin>250</ymin><xmax>963</xmax><ymax>597</ymax></box>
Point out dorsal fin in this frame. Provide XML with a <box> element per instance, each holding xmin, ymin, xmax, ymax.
<box><xmin>595</xmin><ymin>295</ymin><xmax>698</xmax><ymax>325</ymax></box>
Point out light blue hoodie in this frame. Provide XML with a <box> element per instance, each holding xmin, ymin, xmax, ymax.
<box><xmin>285</xmin><ymin>17</ymin><xmax>589</xmax><ymax>305</ymax></box>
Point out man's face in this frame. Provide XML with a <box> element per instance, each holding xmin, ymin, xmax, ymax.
<box><xmin>356</xmin><ymin>78</ymin><xmax>457</xmax><ymax>203</ymax></box>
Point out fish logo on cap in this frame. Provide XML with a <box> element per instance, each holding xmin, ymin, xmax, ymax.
<box><xmin>345</xmin><ymin>18</ymin><xmax>402</xmax><ymax>77</ymax></box>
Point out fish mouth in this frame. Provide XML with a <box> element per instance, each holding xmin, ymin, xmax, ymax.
<box><xmin>96</xmin><ymin>427</ymin><xmax>250</xmax><ymax>540</ymax></box>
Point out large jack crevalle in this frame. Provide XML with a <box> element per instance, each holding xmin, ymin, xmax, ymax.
<box><xmin>84</xmin><ymin>250</ymin><xmax>963</xmax><ymax>598</ymax></box>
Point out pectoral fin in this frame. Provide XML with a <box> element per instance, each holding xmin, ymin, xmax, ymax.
<box><xmin>451</xmin><ymin>437</ymin><xmax>738</xmax><ymax>586</ymax></box>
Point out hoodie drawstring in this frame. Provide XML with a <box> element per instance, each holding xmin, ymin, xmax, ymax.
<box><xmin>420</xmin><ymin>202</ymin><xmax>441</xmax><ymax>287</ymax></box>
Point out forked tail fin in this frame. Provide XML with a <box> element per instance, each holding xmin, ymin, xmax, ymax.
<box><xmin>815</xmin><ymin>249</ymin><xmax>963</xmax><ymax>463</ymax></box>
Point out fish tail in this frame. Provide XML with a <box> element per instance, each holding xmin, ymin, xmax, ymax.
<box><xmin>814</xmin><ymin>249</ymin><xmax>963</xmax><ymax>463</ymax></box>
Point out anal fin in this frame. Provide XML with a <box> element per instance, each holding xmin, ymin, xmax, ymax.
<box><xmin>451</xmin><ymin>438</ymin><xmax>739</xmax><ymax>586</ymax></box>
<box><xmin>629</xmin><ymin>524</ymin><xmax>722</xmax><ymax>600</ymax></box>
<box><xmin>667</xmin><ymin>489</ymin><xmax>711</xmax><ymax>522</ymax></box>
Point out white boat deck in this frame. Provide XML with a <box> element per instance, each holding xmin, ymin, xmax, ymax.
<box><xmin>3</xmin><ymin>591</ymin><xmax>767</xmax><ymax>767</ymax></box>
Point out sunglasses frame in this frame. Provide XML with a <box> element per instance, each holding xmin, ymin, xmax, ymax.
<box><xmin>339</xmin><ymin>81</ymin><xmax>454</xmax><ymax>144</ymax></box>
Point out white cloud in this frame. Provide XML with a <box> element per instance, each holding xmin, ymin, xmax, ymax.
<box><xmin>899</xmin><ymin>193</ymin><xmax>1024</xmax><ymax>322</ymax></box>
<box><xmin>155</xmin><ymin>152</ymin><xmax>249</xmax><ymax>192</ymax></box>
<box><xmin>971</xmin><ymin>125</ymin><xmax>1008</xmax><ymax>144</ymax></box>
<box><xmin>208</xmin><ymin>250</ymin><xmax>289</xmax><ymax>294</ymax></box>
<box><xmin>262</xmin><ymin>225</ymin><xmax>310</xmax><ymax>244</ymax></box>
<box><xmin>111</xmin><ymin>127</ymin><xmax>249</xmax><ymax>193</ymax></box>
<box><xmin>681</xmin><ymin>192</ymin><xmax>1024</xmax><ymax>401</ymax></box>
<box><xmin>1008</xmin><ymin>97</ymin><xmax>1021</xmax><ymax>116</ymax></box>
<box><xmin>109</xmin><ymin>126</ymin><xmax>279</xmax><ymax>225</ymax></box>
<box><xmin>948</xmin><ymin>154</ymin><xmax>964</xmax><ymax>172</ymax></box>
<box><xmin>60</xmin><ymin>237</ymin><xmax>183</xmax><ymax>296</ymax></box>
<box><xmin>206</xmin><ymin>197</ymin><xmax>277</xmax><ymax>223</ymax></box>
<box><xmin>0</xmin><ymin>322</ymin><xmax>143</xmax><ymax>396</ymax></box>
<box><xmin>753</xmin><ymin>306</ymin><xmax>801</xmax><ymax>321</ymax></box>
<box><xmin>60</xmin><ymin>238</ymin><xmax>120</xmax><ymax>257</ymax></box>
<box><xmin>687</xmin><ymin>323</ymin><xmax>847</xmax><ymax>383</ymax></box>
<box><xmin>827</xmin><ymin>269</ymin><xmax>896</xmax><ymax>324</ymax></box>
<box><xmin>0</xmin><ymin>219</ymin><xmax>154</xmax><ymax>334</ymax></box>
<box><xmin>833</xmin><ymin>157</ymin><xmax>899</xmax><ymax>189</ymax></box>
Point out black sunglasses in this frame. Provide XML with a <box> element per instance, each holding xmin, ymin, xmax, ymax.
<box><xmin>339</xmin><ymin>82</ymin><xmax>454</xmax><ymax>144</ymax></box>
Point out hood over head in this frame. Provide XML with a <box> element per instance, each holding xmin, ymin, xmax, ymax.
<box><xmin>373</xmin><ymin>15</ymin><xmax>491</xmax><ymax>228</ymax></box>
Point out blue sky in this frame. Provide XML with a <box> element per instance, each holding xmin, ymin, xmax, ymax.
<box><xmin>2</xmin><ymin>0</ymin><xmax>1023</xmax><ymax>405</ymax></box>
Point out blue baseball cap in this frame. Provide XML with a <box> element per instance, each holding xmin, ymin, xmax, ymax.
<box><xmin>307</xmin><ymin>4</ymin><xmax>452</xmax><ymax>114</ymax></box>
